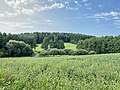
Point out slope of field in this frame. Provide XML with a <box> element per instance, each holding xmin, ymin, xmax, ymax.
<box><xmin>0</xmin><ymin>54</ymin><xmax>120</xmax><ymax>90</ymax></box>
<box><xmin>64</xmin><ymin>43</ymin><xmax>76</xmax><ymax>50</ymax></box>
<box><xmin>33</xmin><ymin>44</ymin><xmax>44</xmax><ymax>52</ymax></box>
<box><xmin>33</xmin><ymin>43</ymin><xmax>76</xmax><ymax>52</ymax></box>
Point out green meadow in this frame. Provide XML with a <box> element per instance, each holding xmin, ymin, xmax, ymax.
<box><xmin>0</xmin><ymin>54</ymin><xmax>120</xmax><ymax>90</ymax></box>
<box><xmin>33</xmin><ymin>43</ymin><xmax>77</xmax><ymax>52</ymax></box>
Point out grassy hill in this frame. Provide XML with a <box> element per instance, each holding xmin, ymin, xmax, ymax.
<box><xmin>33</xmin><ymin>43</ymin><xmax>77</xmax><ymax>52</ymax></box>
<box><xmin>64</xmin><ymin>43</ymin><xmax>76</xmax><ymax>50</ymax></box>
<box><xmin>0</xmin><ymin>54</ymin><xmax>120</xmax><ymax>89</ymax></box>
<box><xmin>33</xmin><ymin>44</ymin><xmax>44</xmax><ymax>52</ymax></box>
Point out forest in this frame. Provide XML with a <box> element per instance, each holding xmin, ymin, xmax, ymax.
<box><xmin>0</xmin><ymin>32</ymin><xmax>120</xmax><ymax>57</ymax></box>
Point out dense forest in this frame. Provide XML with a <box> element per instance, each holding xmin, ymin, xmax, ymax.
<box><xmin>0</xmin><ymin>32</ymin><xmax>93</xmax><ymax>57</ymax></box>
<box><xmin>0</xmin><ymin>32</ymin><xmax>120</xmax><ymax>57</ymax></box>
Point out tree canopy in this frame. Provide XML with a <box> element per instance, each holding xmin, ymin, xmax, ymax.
<box><xmin>6</xmin><ymin>40</ymin><xmax>33</xmax><ymax>57</ymax></box>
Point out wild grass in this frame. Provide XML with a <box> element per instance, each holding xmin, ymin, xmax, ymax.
<box><xmin>0</xmin><ymin>54</ymin><xmax>120</xmax><ymax>90</ymax></box>
<box><xmin>33</xmin><ymin>43</ymin><xmax>77</xmax><ymax>52</ymax></box>
<box><xmin>64</xmin><ymin>43</ymin><xmax>76</xmax><ymax>50</ymax></box>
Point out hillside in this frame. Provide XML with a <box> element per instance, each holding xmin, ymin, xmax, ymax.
<box><xmin>33</xmin><ymin>43</ymin><xmax>77</xmax><ymax>52</ymax></box>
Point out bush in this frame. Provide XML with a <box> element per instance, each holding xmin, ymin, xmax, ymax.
<box><xmin>32</xmin><ymin>52</ymin><xmax>39</xmax><ymax>57</ymax></box>
<box><xmin>6</xmin><ymin>40</ymin><xmax>33</xmax><ymax>57</ymax></box>
<box><xmin>49</xmin><ymin>49</ymin><xmax>59</xmax><ymax>55</ymax></box>
<box><xmin>49</xmin><ymin>49</ymin><xmax>66</xmax><ymax>55</ymax></box>
<box><xmin>49</xmin><ymin>40</ymin><xmax>65</xmax><ymax>49</ymax></box>
<box><xmin>59</xmin><ymin>49</ymin><xmax>67</xmax><ymax>55</ymax></box>
<box><xmin>71</xmin><ymin>49</ymin><xmax>89</xmax><ymax>55</ymax></box>
<box><xmin>76</xmin><ymin>49</ymin><xmax>89</xmax><ymax>55</ymax></box>
<box><xmin>71</xmin><ymin>51</ymin><xmax>77</xmax><ymax>55</ymax></box>
<box><xmin>39</xmin><ymin>51</ymin><xmax>49</xmax><ymax>57</ymax></box>
<box><xmin>64</xmin><ymin>49</ymin><xmax>73</xmax><ymax>55</ymax></box>
<box><xmin>89</xmin><ymin>51</ymin><xmax>96</xmax><ymax>55</ymax></box>
<box><xmin>0</xmin><ymin>49</ymin><xmax>7</xmax><ymax>57</ymax></box>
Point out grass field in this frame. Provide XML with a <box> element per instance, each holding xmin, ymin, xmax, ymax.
<box><xmin>33</xmin><ymin>43</ymin><xmax>76</xmax><ymax>52</ymax></box>
<box><xmin>0</xmin><ymin>54</ymin><xmax>120</xmax><ymax>90</ymax></box>
<box><xmin>33</xmin><ymin>44</ymin><xmax>44</xmax><ymax>52</ymax></box>
<box><xmin>64</xmin><ymin>43</ymin><xmax>76</xmax><ymax>50</ymax></box>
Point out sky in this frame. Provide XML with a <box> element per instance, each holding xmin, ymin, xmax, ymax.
<box><xmin>0</xmin><ymin>0</ymin><xmax>120</xmax><ymax>36</ymax></box>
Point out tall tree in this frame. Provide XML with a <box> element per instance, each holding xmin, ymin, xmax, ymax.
<box><xmin>6</xmin><ymin>40</ymin><xmax>33</xmax><ymax>57</ymax></box>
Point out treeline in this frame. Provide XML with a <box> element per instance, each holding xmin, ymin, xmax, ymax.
<box><xmin>1</xmin><ymin>31</ymin><xmax>120</xmax><ymax>57</ymax></box>
<box><xmin>0</xmin><ymin>32</ymin><xmax>93</xmax><ymax>57</ymax></box>
<box><xmin>38</xmin><ymin>49</ymin><xmax>96</xmax><ymax>57</ymax></box>
<box><xmin>0</xmin><ymin>32</ymin><xmax>93</xmax><ymax>47</ymax></box>
<box><xmin>77</xmin><ymin>36</ymin><xmax>120</xmax><ymax>54</ymax></box>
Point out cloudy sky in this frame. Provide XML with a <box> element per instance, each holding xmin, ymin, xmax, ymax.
<box><xmin>0</xmin><ymin>0</ymin><xmax>120</xmax><ymax>36</ymax></box>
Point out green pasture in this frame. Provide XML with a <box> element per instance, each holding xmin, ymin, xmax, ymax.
<box><xmin>0</xmin><ymin>54</ymin><xmax>120</xmax><ymax>90</ymax></box>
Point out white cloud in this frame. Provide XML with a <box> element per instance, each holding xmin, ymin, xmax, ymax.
<box><xmin>0</xmin><ymin>0</ymin><xmax>65</xmax><ymax>17</ymax></box>
<box><xmin>0</xmin><ymin>0</ymin><xmax>91</xmax><ymax>17</ymax></box>
<box><xmin>0</xmin><ymin>21</ymin><xmax>21</xmax><ymax>33</ymax></box>
<box><xmin>98</xmin><ymin>5</ymin><xmax>102</xmax><ymax>8</ymax></box>
<box><xmin>74</xmin><ymin>1</ymin><xmax>81</xmax><ymax>7</ymax></box>
<box><xmin>46</xmin><ymin>20</ymin><xmax>51</xmax><ymax>23</ymax></box>
<box><xmin>91</xmin><ymin>11</ymin><xmax>120</xmax><ymax>28</ymax></box>
<box><xmin>94</xmin><ymin>12</ymin><xmax>120</xmax><ymax>18</ymax></box>
<box><xmin>34</xmin><ymin>3</ymin><xmax>65</xmax><ymax>12</ymax></box>
<box><xmin>66</xmin><ymin>7</ymin><xmax>79</xmax><ymax>11</ymax></box>
<box><xmin>5</xmin><ymin>0</ymin><xmax>29</xmax><ymax>7</ymax></box>
<box><xmin>0</xmin><ymin>13</ymin><xmax>5</xmax><ymax>17</ymax></box>
<box><xmin>21</xmin><ymin>8</ymin><xmax>35</xmax><ymax>15</ymax></box>
<box><xmin>82</xmin><ymin>0</ymin><xmax>88</xmax><ymax>2</ymax></box>
<box><xmin>84</xmin><ymin>3</ymin><xmax>91</xmax><ymax>6</ymax></box>
<box><xmin>0</xmin><ymin>20</ymin><xmax>33</xmax><ymax>33</ymax></box>
<box><xmin>48</xmin><ymin>3</ymin><xmax>64</xmax><ymax>9</ymax></box>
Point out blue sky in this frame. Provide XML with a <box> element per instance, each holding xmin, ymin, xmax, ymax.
<box><xmin>0</xmin><ymin>0</ymin><xmax>120</xmax><ymax>36</ymax></box>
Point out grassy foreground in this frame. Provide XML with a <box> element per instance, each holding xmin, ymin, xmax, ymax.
<box><xmin>0</xmin><ymin>54</ymin><xmax>120</xmax><ymax>90</ymax></box>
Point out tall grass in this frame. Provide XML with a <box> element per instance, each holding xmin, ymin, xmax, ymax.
<box><xmin>0</xmin><ymin>54</ymin><xmax>120</xmax><ymax>90</ymax></box>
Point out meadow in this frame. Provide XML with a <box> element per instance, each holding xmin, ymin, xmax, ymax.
<box><xmin>33</xmin><ymin>43</ymin><xmax>76</xmax><ymax>52</ymax></box>
<box><xmin>0</xmin><ymin>54</ymin><xmax>120</xmax><ymax>90</ymax></box>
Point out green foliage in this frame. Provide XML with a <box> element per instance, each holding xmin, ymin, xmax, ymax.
<box><xmin>34</xmin><ymin>32</ymin><xmax>93</xmax><ymax>44</ymax></box>
<box><xmin>0</xmin><ymin>54</ymin><xmax>120</xmax><ymax>89</ymax></box>
<box><xmin>39</xmin><ymin>51</ymin><xmax>49</xmax><ymax>57</ymax></box>
<box><xmin>64</xmin><ymin>49</ymin><xmax>73</xmax><ymax>55</ymax></box>
<box><xmin>9</xmin><ymin>33</ymin><xmax>37</xmax><ymax>48</ymax></box>
<box><xmin>41</xmin><ymin>37</ymin><xmax>50</xmax><ymax>50</ymax></box>
<box><xmin>58</xmin><ymin>49</ymin><xmax>67</xmax><ymax>55</ymax></box>
<box><xmin>0</xmin><ymin>32</ymin><xmax>9</xmax><ymax>49</ymax></box>
<box><xmin>77</xmin><ymin>36</ymin><xmax>120</xmax><ymax>54</ymax></box>
<box><xmin>76</xmin><ymin>49</ymin><xmax>89</xmax><ymax>55</ymax></box>
<box><xmin>0</xmin><ymin>49</ymin><xmax>7</xmax><ymax>57</ymax></box>
<box><xmin>89</xmin><ymin>51</ymin><xmax>97</xmax><ymax>55</ymax></box>
<box><xmin>6</xmin><ymin>40</ymin><xmax>33</xmax><ymax>57</ymax></box>
<box><xmin>49</xmin><ymin>49</ymin><xmax>66</xmax><ymax>55</ymax></box>
<box><xmin>49</xmin><ymin>40</ymin><xmax>65</xmax><ymax>49</ymax></box>
<box><xmin>71</xmin><ymin>49</ymin><xmax>89</xmax><ymax>55</ymax></box>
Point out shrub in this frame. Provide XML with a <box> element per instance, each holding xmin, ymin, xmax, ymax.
<box><xmin>89</xmin><ymin>51</ymin><xmax>96</xmax><ymax>55</ymax></box>
<box><xmin>71</xmin><ymin>51</ymin><xmax>77</xmax><ymax>55</ymax></box>
<box><xmin>58</xmin><ymin>49</ymin><xmax>66</xmax><ymax>55</ymax></box>
<box><xmin>33</xmin><ymin>52</ymin><xmax>39</xmax><ymax>57</ymax></box>
<box><xmin>46</xmin><ymin>49</ymin><xmax>52</xmax><ymax>52</ymax></box>
<box><xmin>49</xmin><ymin>40</ymin><xmax>65</xmax><ymax>49</ymax></box>
<box><xmin>39</xmin><ymin>51</ymin><xmax>49</xmax><ymax>57</ymax></box>
<box><xmin>64</xmin><ymin>49</ymin><xmax>73</xmax><ymax>55</ymax></box>
<box><xmin>76</xmin><ymin>49</ymin><xmax>89</xmax><ymax>55</ymax></box>
<box><xmin>0</xmin><ymin>49</ymin><xmax>7</xmax><ymax>57</ymax></box>
<box><xmin>49</xmin><ymin>49</ymin><xmax>59</xmax><ymax>55</ymax></box>
<box><xmin>6</xmin><ymin>40</ymin><xmax>33</xmax><ymax>57</ymax></box>
<box><xmin>71</xmin><ymin>49</ymin><xmax>89</xmax><ymax>55</ymax></box>
<box><xmin>49</xmin><ymin>49</ymin><xmax>66</xmax><ymax>55</ymax></box>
